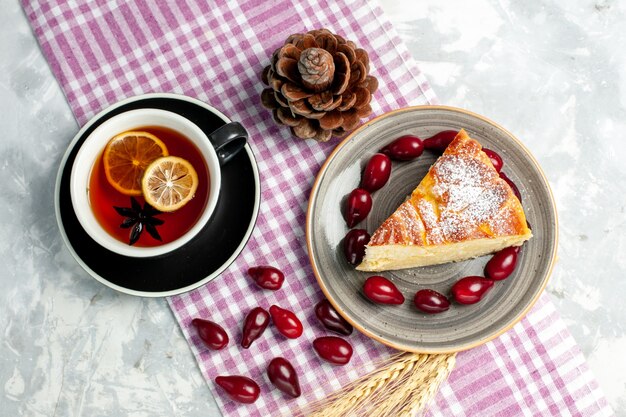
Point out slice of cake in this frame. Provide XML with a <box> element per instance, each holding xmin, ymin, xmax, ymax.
<box><xmin>357</xmin><ymin>129</ymin><xmax>532</xmax><ymax>272</ymax></box>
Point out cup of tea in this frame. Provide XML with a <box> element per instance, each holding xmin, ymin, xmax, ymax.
<box><xmin>70</xmin><ymin>108</ymin><xmax>247</xmax><ymax>257</ymax></box>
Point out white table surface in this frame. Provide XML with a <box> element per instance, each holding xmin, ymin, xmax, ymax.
<box><xmin>1</xmin><ymin>0</ymin><xmax>624</xmax><ymax>415</ymax></box>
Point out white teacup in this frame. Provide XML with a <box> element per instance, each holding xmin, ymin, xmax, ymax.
<box><xmin>70</xmin><ymin>108</ymin><xmax>246</xmax><ymax>257</ymax></box>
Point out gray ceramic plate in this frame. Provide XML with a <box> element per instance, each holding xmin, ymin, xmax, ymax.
<box><xmin>306</xmin><ymin>106</ymin><xmax>558</xmax><ymax>353</ymax></box>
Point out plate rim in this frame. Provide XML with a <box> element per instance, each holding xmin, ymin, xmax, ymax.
<box><xmin>54</xmin><ymin>92</ymin><xmax>261</xmax><ymax>298</ymax></box>
<box><xmin>306</xmin><ymin>105</ymin><xmax>559</xmax><ymax>353</ymax></box>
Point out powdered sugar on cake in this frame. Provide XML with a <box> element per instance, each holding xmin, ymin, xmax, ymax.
<box><xmin>415</xmin><ymin>198</ymin><xmax>443</xmax><ymax>244</ymax></box>
<box><xmin>429</xmin><ymin>154</ymin><xmax>507</xmax><ymax>241</ymax></box>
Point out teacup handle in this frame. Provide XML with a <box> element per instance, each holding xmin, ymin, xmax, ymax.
<box><xmin>207</xmin><ymin>122</ymin><xmax>248</xmax><ymax>166</ymax></box>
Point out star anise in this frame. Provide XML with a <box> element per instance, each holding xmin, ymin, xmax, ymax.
<box><xmin>113</xmin><ymin>197</ymin><xmax>164</xmax><ymax>245</ymax></box>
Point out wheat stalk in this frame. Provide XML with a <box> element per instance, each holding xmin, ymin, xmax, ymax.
<box><xmin>297</xmin><ymin>352</ymin><xmax>456</xmax><ymax>417</ymax></box>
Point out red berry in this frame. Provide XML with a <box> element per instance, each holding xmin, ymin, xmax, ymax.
<box><xmin>343</xmin><ymin>229</ymin><xmax>370</xmax><ymax>266</ymax></box>
<box><xmin>380</xmin><ymin>135</ymin><xmax>424</xmax><ymax>161</ymax></box>
<box><xmin>499</xmin><ymin>171</ymin><xmax>522</xmax><ymax>202</ymax></box>
<box><xmin>361</xmin><ymin>153</ymin><xmax>391</xmax><ymax>192</ymax></box>
<box><xmin>451</xmin><ymin>276</ymin><xmax>494</xmax><ymax>305</ymax></box>
<box><xmin>485</xmin><ymin>247</ymin><xmax>518</xmax><ymax>281</ymax></box>
<box><xmin>315</xmin><ymin>299</ymin><xmax>353</xmax><ymax>336</ymax></box>
<box><xmin>267</xmin><ymin>357</ymin><xmax>301</xmax><ymax>398</ymax></box>
<box><xmin>482</xmin><ymin>148</ymin><xmax>503</xmax><ymax>172</ymax></box>
<box><xmin>345</xmin><ymin>188</ymin><xmax>372</xmax><ymax>228</ymax></box>
<box><xmin>215</xmin><ymin>375</ymin><xmax>260</xmax><ymax>404</ymax></box>
<box><xmin>191</xmin><ymin>318</ymin><xmax>229</xmax><ymax>350</ymax></box>
<box><xmin>248</xmin><ymin>266</ymin><xmax>284</xmax><ymax>290</ymax></box>
<box><xmin>422</xmin><ymin>130</ymin><xmax>458</xmax><ymax>152</ymax></box>
<box><xmin>413</xmin><ymin>289</ymin><xmax>450</xmax><ymax>314</ymax></box>
<box><xmin>241</xmin><ymin>307</ymin><xmax>270</xmax><ymax>349</ymax></box>
<box><xmin>269</xmin><ymin>305</ymin><xmax>303</xmax><ymax>339</ymax></box>
<box><xmin>363</xmin><ymin>276</ymin><xmax>405</xmax><ymax>305</ymax></box>
<box><xmin>313</xmin><ymin>336</ymin><xmax>353</xmax><ymax>365</ymax></box>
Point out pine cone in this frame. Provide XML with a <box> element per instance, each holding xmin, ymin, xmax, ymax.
<box><xmin>261</xmin><ymin>29</ymin><xmax>378</xmax><ymax>142</ymax></box>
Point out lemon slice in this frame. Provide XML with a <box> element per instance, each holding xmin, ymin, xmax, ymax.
<box><xmin>141</xmin><ymin>156</ymin><xmax>199</xmax><ymax>212</ymax></box>
<box><xmin>103</xmin><ymin>131</ymin><xmax>169</xmax><ymax>196</ymax></box>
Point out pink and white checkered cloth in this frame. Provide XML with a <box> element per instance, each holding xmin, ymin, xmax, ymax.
<box><xmin>23</xmin><ymin>0</ymin><xmax>614</xmax><ymax>415</ymax></box>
